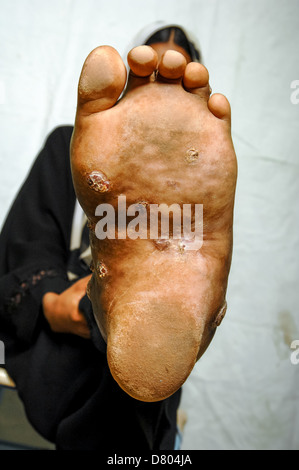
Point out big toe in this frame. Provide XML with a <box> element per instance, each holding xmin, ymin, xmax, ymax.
<box><xmin>77</xmin><ymin>46</ymin><xmax>127</xmax><ymax>114</ymax></box>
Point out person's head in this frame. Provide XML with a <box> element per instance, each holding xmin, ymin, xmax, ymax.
<box><xmin>145</xmin><ymin>25</ymin><xmax>201</xmax><ymax>64</ymax></box>
<box><xmin>126</xmin><ymin>22</ymin><xmax>201</xmax><ymax>68</ymax></box>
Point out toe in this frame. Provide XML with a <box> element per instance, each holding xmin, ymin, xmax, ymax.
<box><xmin>183</xmin><ymin>62</ymin><xmax>210</xmax><ymax>97</ymax></box>
<box><xmin>208</xmin><ymin>93</ymin><xmax>231</xmax><ymax>123</ymax></box>
<box><xmin>127</xmin><ymin>45</ymin><xmax>158</xmax><ymax>77</ymax></box>
<box><xmin>158</xmin><ymin>50</ymin><xmax>187</xmax><ymax>81</ymax></box>
<box><xmin>126</xmin><ymin>46</ymin><xmax>158</xmax><ymax>92</ymax></box>
<box><xmin>78</xmin><ymin>46</ymin><xmax>127</xmax><ymax>114</ymax></box>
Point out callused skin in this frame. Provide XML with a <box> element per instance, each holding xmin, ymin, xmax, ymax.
<box><xmin>70</xmin><ymin>45</ymin><xmax>237</xmax><ymax>402</ymax></box>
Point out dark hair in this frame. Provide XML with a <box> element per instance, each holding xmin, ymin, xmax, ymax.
<box><xmin>145</xmin><ymin>26</ymin><xmax>201</xmax><ymax>62</ymax></box>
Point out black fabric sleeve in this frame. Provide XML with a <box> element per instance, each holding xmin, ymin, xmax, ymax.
<box><xmin>0</xmin><ymin>125</ymin><xmax>181</xmax><ymax>451</ymax></box>
<box><xmin>0</xmin><ymin>126</ymin><xmax>76</xmax><ymax>344</ymax></box>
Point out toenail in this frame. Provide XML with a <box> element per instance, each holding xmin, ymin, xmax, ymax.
<box><xmin>87</xmin><ymin>171</ymin><xmax>110</xmax><ymax>193</ymax></box>
<box><xmin>185</xmin><ymin>148</ymin><xmax>199</xmax><ymax>164</ymax></box>
<box><xmin>96</xmin><ymin>261</ymin><xmax>108</xmax><ymax>279</ymax></box>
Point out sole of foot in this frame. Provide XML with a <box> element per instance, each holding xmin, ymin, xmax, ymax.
<box><xmin>71</xmin><ymin>45</ymin><xmax>237</xmax><ymax>402</ymax></box>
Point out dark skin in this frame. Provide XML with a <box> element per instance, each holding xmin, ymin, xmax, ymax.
<box><xmin>44</xmin><ymin>39</ymin><xmax>237</xmax><ymax>402</ymax></box>
<box><xmin>43</xmin><ymin>275</ymin><xmax>91</xmax><ymax>339</ymax></box>
<box><xmin>43</xmin><ymin>40</ymin><xmax>193</xmax><ymax>340</ymax></box>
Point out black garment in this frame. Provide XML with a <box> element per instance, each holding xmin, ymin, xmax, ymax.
<box><xmin>0</xmin><ymin>126</ymin><xmax>181</xmax><ymax>450</ymax></box>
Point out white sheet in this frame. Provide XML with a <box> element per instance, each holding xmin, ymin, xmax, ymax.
<box><xmin>0</xmin><ymin>0</ymin><xmax>298</xmax><ymax>450</ymax></box>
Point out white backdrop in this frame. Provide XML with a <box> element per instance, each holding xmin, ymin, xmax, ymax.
<box><xmin>1</xmin><ymin>0</ymin><xmax>299</xmax><ymax>450</ymax></box>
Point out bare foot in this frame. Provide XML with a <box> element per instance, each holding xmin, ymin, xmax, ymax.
<box><xmin>70</xmin><ymin>45</ymin><xmax>237</xmax><ymax>402</ymax></box>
